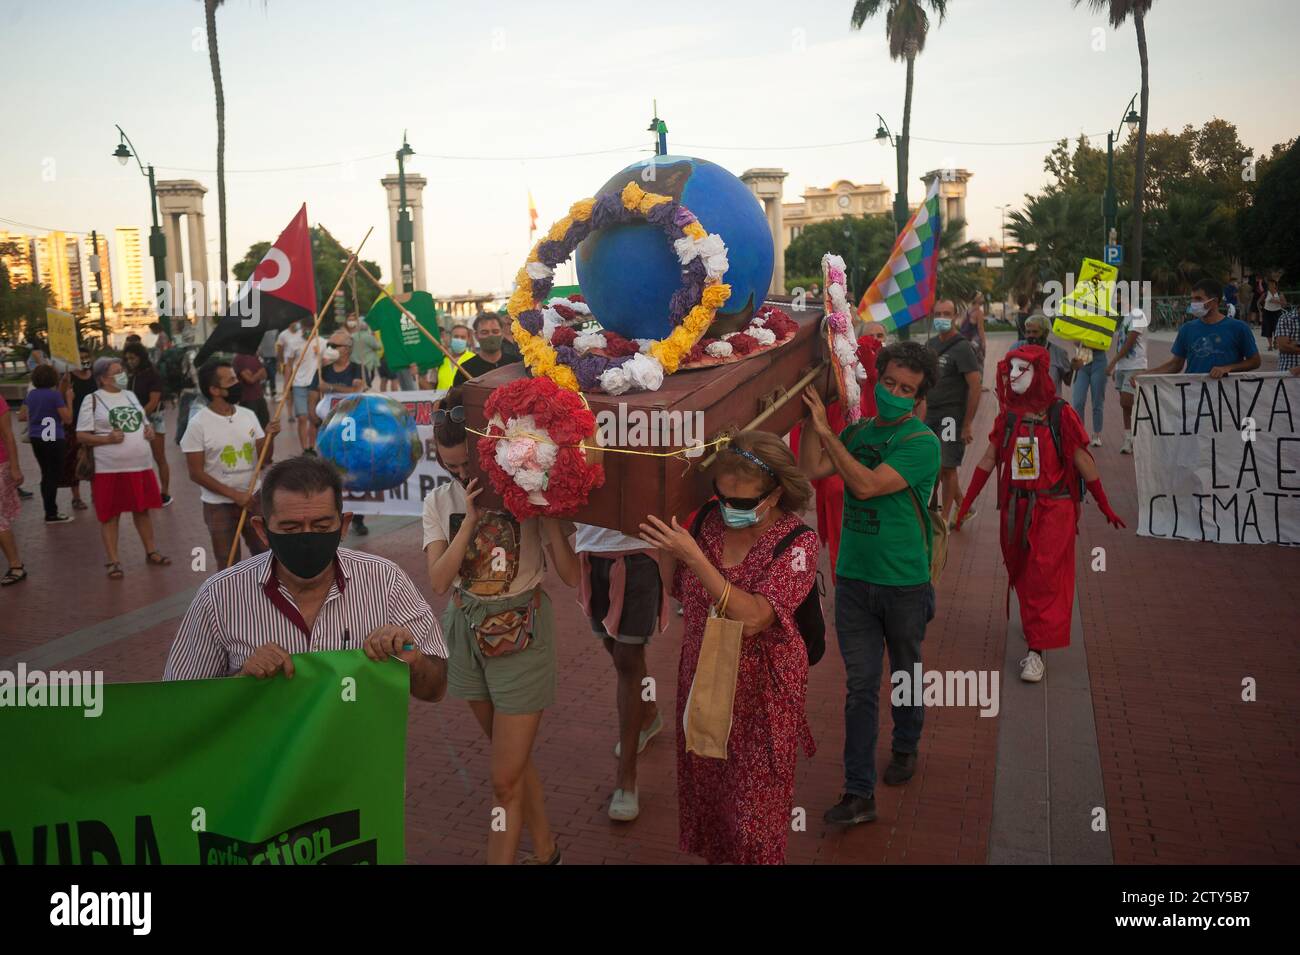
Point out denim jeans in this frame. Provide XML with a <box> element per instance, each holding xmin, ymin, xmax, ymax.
<box><xmin>835</xmin><ymin>576</ymin><xmax>931</xmax><ymax>797</ymax></box>
<box><xmin>1071</xmin><ymin>351</ymin><xmax>1107</xmax><ymax>434</ymax></box>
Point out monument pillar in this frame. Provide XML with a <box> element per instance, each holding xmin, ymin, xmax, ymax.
<box><xmin>155</xmin><ymin>180</ymin><xmax>210</xmax><ymax>332</ymax></box>
<box><xmin>740</xmin><ymin>168</ymin><xmax>789</xmax><ymax>296</ymax></box>
<box><xmin>381</xmin><ymin>173</ymin><xmax>428</xmax><ymax>291</ymax></box>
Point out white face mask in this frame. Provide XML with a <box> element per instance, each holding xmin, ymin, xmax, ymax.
<box><xmin>113</xmin><ymin>372</ymin><xmax>129</xmax><ymax>389</ymax></box>
<box><xmin>322</xmin><ymin>346</ymin><xmax>341</xmax><ymax>363</ymax></box>
<box><xmin>1009</xmin><ymin>358</ymin><xmax>1034</xmax><ymax>394</ymax></box>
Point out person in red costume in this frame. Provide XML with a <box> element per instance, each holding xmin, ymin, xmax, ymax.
<box><xmin>790</xmin><ymin>331</ymin><xmax>883</xmax><ymax>581</ymax></box>
<box><xmin>952</xmin><ymin>345</ymin><xmax>1124</xmax><ymax>683</ymax></box>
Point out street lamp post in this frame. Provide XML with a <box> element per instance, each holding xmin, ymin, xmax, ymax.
<box><xmin>875</xmin><ymin>113</ymin><xmax>910</xmax><ymax>338</ymax></box>
<box><xmin>874</xmin><ymin>114</ymin><xmax>908</xmax><ymax>236</ymax></box>
<box><xmin>113</xmin><ymin>126</ymin><xmax>169</xmax><ymax>337</ymax></box>
<box><xmin>995</xmin><ymin>203</ymin><xmax>1010</xmax><ymax>326</ymax></box>
<box><xmin>396</xmin><ymin>132</ymin><xmax>415</xmax><ymax>293</ymax></box>
<box><xmin>1104</xmin><ymin>95</ymin><xmax>1141</xmax><ymax>261</ymax></box>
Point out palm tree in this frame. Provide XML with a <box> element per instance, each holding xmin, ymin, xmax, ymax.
<box><xmin>1143</xmin><ymin>194</ymin><xmax>1230</xmax><ymax>294</ymax></box>
<box><xmin>935</xmin><ymin>218</ymin><xmax>984</xmax><ymax>304</ymax></box>
<box><xmin>850</xmin><ymin>0</ymin><xmax>949</xmax><ymax>235</ymax></box>
<box><xmin>1075</xmin><ymin>0</ymin><xmax>1155</xmax><ymax>285</ymax></box>
<box><xmin>1003</xmin><ymin>192</ymin><xmax>1101</xmax><ymax>302</ymax></box>
<box><xmin>203</xmin><ymin>0</ymin><xmax>228</xmax><ymax>312</ymax></box>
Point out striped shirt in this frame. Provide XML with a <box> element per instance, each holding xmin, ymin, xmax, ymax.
<box><xmin>163</xmin><ymin>547</ymin><xmax>446</xmax><ymax>681</ymax></box>
<box><xmin>1277</xmin><ymin>310</ymin><xmax>1300</xmax><ymax>371</ymax></box>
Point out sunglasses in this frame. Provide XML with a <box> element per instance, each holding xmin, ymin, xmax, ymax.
<box><xmin>713</xmin><ymin>481</ymin><xmax>774</xmax><ymax>511</ymax></box>
<box><xmin>433</xmin><ymin>405</ymin><xmax>466</xmax><ymax>427</ymax></box>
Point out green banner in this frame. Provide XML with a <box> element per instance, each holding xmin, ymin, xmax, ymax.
<box><xmin>367</xmin><ymin>290</ymin><xmax>443</xmax><ymax>372</ymax></box>
<box><xmin>0</xmin><ymin>651</ymin><xmax>408</xmax><ymax>865</ymax></box>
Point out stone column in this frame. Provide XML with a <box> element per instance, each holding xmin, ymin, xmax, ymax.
<box><xmin>165</xmin><ymin>213</ymin><xmax>187</xmax><ymax>314</ymax></box>
<box><xmin>187</xmin><ymin>212</ymin><xmax>212</xmax><ymax>333</ymax></box>
<box><xmin>766</xmin><ymin>199</ymin><xmax>785</xmax><ymax>295</ymax></box>
<box><xmin>412</xmin><ymin>201</ymin><xmax>427</xmax><ymax>292</ymax></box>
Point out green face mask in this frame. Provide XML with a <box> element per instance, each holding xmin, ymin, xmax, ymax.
<box><xmin>874</xmin><ymin>382</ymin><xmax>915</xmax><ymax>419</ymax></box>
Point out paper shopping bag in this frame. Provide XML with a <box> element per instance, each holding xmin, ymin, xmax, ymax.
<box><xmin>683</xmin><ymin>615</ymin><xmax>744</xmax><ymax>760</ymax></box>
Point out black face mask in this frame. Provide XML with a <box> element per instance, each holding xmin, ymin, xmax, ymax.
<box><xmin>1025</xmin><ymin>336</ymin><xmax>1046</xmax><ymax>347</ymax></box>
<box><xmin>221</xmin><ymin>383</ymin><xmax>243</xmax><ymax>406</ymax></box>
<box><xmin>267</xmin><ymin>529</ymin><xmax>341</xmax><ymax>580</ymax></box>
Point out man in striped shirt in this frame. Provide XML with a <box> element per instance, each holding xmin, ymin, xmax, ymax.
<box><xmin>164</xmin><ymin>455</ymin><xmax>447</xmax><ymax>701</ymax></box>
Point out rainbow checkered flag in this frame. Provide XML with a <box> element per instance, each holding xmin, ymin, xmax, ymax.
<box><xmin>857</xmin><ymin>177</ymin><xmax>941</xmax><ymax>332</ymax></box>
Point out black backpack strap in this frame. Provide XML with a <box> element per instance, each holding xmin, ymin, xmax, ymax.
<box><xmin>773</xmin><ymin>522</ymin><xmax>813</xmax><ymax>558</ymax></box>
<box><xmin>1047</xmin><ymin>398</ymin><xmax>1066</xmax><ymax>463</ymax></box>
<box><xmin>689</xmin><ymin>498</ymin><xmax>719</xmax><ymax>539</ymax></box>
<box><xmin>1001</xmin><ymin>411</ymin><xmax>1019</xmax><ymax>450</ymax></box>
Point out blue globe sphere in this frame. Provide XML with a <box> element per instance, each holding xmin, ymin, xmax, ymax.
<box><xmin>318</xmin><ymin>394</ymin><xmax>422</xmax><ymax>492</ymax></box>
<box><xmin>575</xmin><ymin>155</ymin><xmax>773</xmax><ymax>341</ymax></box>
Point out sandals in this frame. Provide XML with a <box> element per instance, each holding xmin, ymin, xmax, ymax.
<box><xmin>105</xmin><ymin>562</ymin><xmax>124</xmax><ymax>580</ymax></box>
<box><xmin>146</xmin><ymin>551</ymin><xmax>171</xmax><ymax>567</ymax></box>
<box><xmin>520</xmin><ymin>843</ymin><xmax>563</xmax><ymax>866</ymax></box>
<box><xmin>1</xmin><ymin>564</ymin><xmax>27</xmax><ymax>586</ymax></box>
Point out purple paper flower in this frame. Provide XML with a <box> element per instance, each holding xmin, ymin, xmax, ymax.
<box><xmin>571</xmin><ymin>354</ymin><xmax>610</xmax><ymax>391</ymax></box>
<box><xmin>536</xmin><ymin>241</ymin><xmax>567</xmax><ymax>268</ymax></box>
<box><xmin>518</xmin><ymin>309</ymin><xmax>544</xmax><ymax>335</ymax></box>
<box><xmin>674</xmin><ymin>207</ymin><xmax>696</xmax><ymax>227</ymax></box>
<box><xmin>565</xmin><ymin>218</ymin><xmax>592</xmax><ymax>245</ymax></box>
<box><xmin>646</xmin><ymin>200</ymin><xmax>678</xmax><ymax>227</ymax></box>
<box><xmin>531</xmin><ymin>277</ymin><xmax>553</xmax><ymax>301</ymax></box>
<box><xmin>591</xmin><ymin>192</ymin><xmax>628</xmax><ymax>230</ymax></box>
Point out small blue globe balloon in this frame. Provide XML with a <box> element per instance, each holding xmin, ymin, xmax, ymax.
<box><xmin>575</xmin><ymin>155</ymin><xmax>774</xmax><ymax>341</ymax></box>
<box><xmin>318</xmin><ymin>394</ymin><xmax>422</xmax><ymax>492</ymax></box>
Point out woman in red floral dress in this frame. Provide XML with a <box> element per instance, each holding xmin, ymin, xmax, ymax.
<box><xmin>640</xmin><ymin>431</ymin><xmax>818</xmax><ymax>864</ymax></box>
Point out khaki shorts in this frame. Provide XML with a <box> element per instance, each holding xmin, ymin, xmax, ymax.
<box><xmin>1114</xmin><ymin>369</ymin><xmax>1142</xmax><ymax>395</ymax></box>
<box><xmin>443</xmin><ymin>590</ymin><xmax>556</xmax><ymax>715</ymax></box>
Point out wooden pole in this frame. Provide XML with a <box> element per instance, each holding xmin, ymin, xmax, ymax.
<box><xmin>352</xmin><ymin>260</ymin><xmax>471</xmax><ymax>382</ymax></box>
<box><xmin>224</xmin><ymin>227</ymin><xmax>374</xmax><ymax>568</ymax></box>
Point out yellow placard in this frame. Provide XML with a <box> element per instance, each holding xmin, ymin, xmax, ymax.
<box><xmin>46</xmin><ymin>308</ymin><xmax>80</xmax><ymax>366</ymax></box>
<box><xmin>1053</xmin><ymin>257</ymin><xmax>1120</xmax><ymax>351</ymax></box>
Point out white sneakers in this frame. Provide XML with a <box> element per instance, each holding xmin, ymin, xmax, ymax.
<box><xmin>614</xmin><ymin>711</ymin><xmax>664</xmax><ymax>758</ymax></box>
<box><xmin>608</xmin><ymin>788</ymin><xmax>640</xmax><ymax>822</ymax></box>
<box><xmin>1019</xmin><ymin>652</ymin><xmax>1046</xmax><ymax>683</ymax></box>
<box><xmin>1120</xmin><ymin>434</ymin><xmax>1133</xmax><ymax>455</ymax></box>
<box><xmin>1089</xmin><ymin>435</ymin><xmax>1103</xmax><ymax>447</ymax></box>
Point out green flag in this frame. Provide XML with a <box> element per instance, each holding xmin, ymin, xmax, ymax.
<box><xmin>0</xmin><ymin>651</ymin><xmax>408</xmax><ymax>865</ymax></box>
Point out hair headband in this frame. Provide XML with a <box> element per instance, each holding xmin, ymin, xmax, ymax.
<box><xmin>726</xmin><ymin>446</ymin><xmax>776</xmax><ymax>478</ymax></box>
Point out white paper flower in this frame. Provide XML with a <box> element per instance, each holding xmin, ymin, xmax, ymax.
<box><xmin>573</xmin><ymin>332</ymin><xmax>607</xmax><ymax>353</ymax></box>
<box><xmin>635</xmin><ymin>338</ymin><xmax>656</xmax><ymax>353</ymax></box>
<box><xmin>748</xmin><ymin>326</ymin><xmax>777</xmax><ymax>346</ymax></box>
<box><xmin>525</xmin><ymin>261</ymin><xmax>553</xmax><ymax>280</ymax></box>
<box><xmin>833</xmin><ymin>336</ymin><xmax>860</xmax><ymax>366</ymax></box>
<box><xmin>829</xmin><ymin>284</ymin><xmax>849</xmax><ymax>313</ymax></box>
<box><xmin>705</xmin><ymin>341</ymin><xmax>734</xmax><ymax>358</ymax></box>
<box><xmin>673</xmin><ymin>236</ymin><xmax>699</xmax><ymax>265</ymax></box>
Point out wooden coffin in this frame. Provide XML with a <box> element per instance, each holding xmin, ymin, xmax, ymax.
<box><xmin>461</xmin><ymin>307</ymin><xmax>830</xmax><ymax>536</ymax></box>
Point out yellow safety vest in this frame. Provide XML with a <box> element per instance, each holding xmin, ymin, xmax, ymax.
<box><xmin>1052</xmin><ymin>257</ymin><xmax>1119</xmax><ymax>351</ymax></box>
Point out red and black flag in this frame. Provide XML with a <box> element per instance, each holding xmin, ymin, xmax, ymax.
<box><xmin>195</xmin><ymin>204</ymin><xmax>317</xmax><ymax>364</ymax></box>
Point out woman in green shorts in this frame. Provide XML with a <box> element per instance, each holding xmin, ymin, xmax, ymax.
<box><xmin>422</xmin><ymin>385</ymin><xmax>579</xmax><ymax>865</ymax></box>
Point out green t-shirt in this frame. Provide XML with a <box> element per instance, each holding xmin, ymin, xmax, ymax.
<box><xmin>836</xmin><ymin>415</ymin><xmax>941</xmax><ymax>587</ymax></box>
<box><xmin>366</xmin><ymin>291</ymin><xmax>444</xmax><ymax>374</ymax></box>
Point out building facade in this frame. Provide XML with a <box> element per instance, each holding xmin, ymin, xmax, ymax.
<box><xmin>82</xmin><ymin>233</ymin><xmax>114</xmax><ymax>318</ymax></box>
<box><xmin>0</xmin><ymin>231</ymin><xmax>35</xmax><ymax>287</ymax></box>
<box><xmin>31</xmin><ymin>232</ymin><xmax>85</xmax><ymax>311</ymax></box>
<box><xmin>113</xmin><ymin>226</ymin><xmax>151</xmax><ymax>310</ymax></box>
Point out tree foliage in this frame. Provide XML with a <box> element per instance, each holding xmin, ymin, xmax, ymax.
<box><xmin>232</xmin><ymin>226</ymin><xmax>385</xmax><ymax>322</ymax></box>
<box><xmin>784</xmin><ymin>214</ymin><xmax>896</xmax><ymax>300</ymax></box>
<box><xmin>1238</xmin><ymin>138</ymin><xmax>1300</xmax><ymax>281</ymax></box>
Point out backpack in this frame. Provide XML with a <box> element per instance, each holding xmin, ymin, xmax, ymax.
<box><xmin>999</xmin><ymin>398</ymin><xmax>1082</xmax><ymax>502</ymax></box>
<box><xmin>690</xmin><ymin>500</ymin><xmax>826</xmax><ymax>666</ymax></box>
<box><xmin>157</xmin><ymin>346</ymin><xmax>194</xmax><ymax>399</ymax></box>
<box><xmin>841</xmin><ymin>416</ymin><xmax>948</xmax><ymax>584</ymax></box>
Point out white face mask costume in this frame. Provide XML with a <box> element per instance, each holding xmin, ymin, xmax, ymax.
<box><xmin>1009</xmin><ymin>357</ymin><xmax>1034</xmax><ymax>394</ymax></box>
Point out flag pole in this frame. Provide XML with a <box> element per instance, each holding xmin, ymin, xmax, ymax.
<box><xmin>224</xmin><ymin>226</ymin><xmax>374</xmax><ymax>569</ymax></box>
<box><xmin>352</xmin><ymin>260</ymin><xmax>471</xmax><ymax>382</ymax></box>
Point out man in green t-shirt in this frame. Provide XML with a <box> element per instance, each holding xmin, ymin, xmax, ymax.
<box><xmin>798</xmin><ymin>340</ymin><xmax>940</xmax><ymax>828</ymax></box>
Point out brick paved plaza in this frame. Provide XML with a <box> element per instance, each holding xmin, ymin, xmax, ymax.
<box><xmin>3</xmin><ymin>334</ymin><xmax>1297</xmax><ymax>865</ymax></box>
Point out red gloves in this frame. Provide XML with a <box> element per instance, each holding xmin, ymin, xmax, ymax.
<box><xmin>1086</xmin><ymin>478</ymin><xmax>1126</xmax><ymax>528</ymax></box>
<box><xmin>952</xmin><ymin>466</ymin><xmax>991</xmax><ymax>532</ymax></box>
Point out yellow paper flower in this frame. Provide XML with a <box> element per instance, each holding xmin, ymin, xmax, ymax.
<box><xmin>546</xmin><ymin>216</ymin><xmax>574</xmax><ymax>243</ymax></box>
<box><xmin>701</xmin><ymin>283</ymin><xmax>732</xmax><ymax>310</ymax></box>
<box><xmin>569</xmin><ymin>198</ymin><xmax>595</xmax><ymax>221</ymax></box>
<box><xmin>682</xmin><ymin>222</ymin><xmax>707</xmax><ymax>241</ymax></box>
<box><xmin>620</xmin><ymin>182</ymin><xmax>646</xmax><ymax>210</ymax></box>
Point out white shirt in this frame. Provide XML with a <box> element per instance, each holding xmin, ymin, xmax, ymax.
<box><xmin>573</xmin><ymin>524</ymin><xmax>648</xmax><ymax>554</ymax></box>
<box><xmin>75</xmin><ymin>389</ymin><xmax>153</xmax><ymax>474</ymax></box>
<box><xmin>180</xmin><ymin>405</ymin><xmax>266</xmax><ymax>505</ymax></box>
<box><xmin>291</xmin><ymin>337</ymin><xmax>323</xmax><ymax>388</ymax></box>
<box><xmin>1114</xmin><ymin>311</ymin><xmax>1149</xmax><ymax>371</ymax></box>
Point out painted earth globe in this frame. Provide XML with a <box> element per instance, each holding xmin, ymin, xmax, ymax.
<box><xmin>575</xmin><ymin>155</ymin><xmax>774</xmax><ymax>341</ymax></box>
<box><xmin>318</xmin><ymin>394</ymin><xmax>422</xmax><ymax>492</ymax></box>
